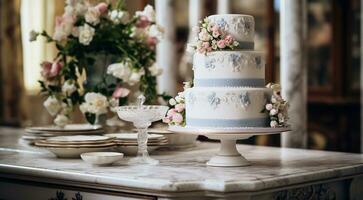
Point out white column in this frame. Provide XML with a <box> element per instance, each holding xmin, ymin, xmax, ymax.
<box><xmin>217</xmin><ymin>0</ymin><xmax>230</xmax><ymax>14</ymax></box>
<box><xmin>155</xmin><ymin>0</ymin><xmax>177</xmax><ymax>96</ymax></box>
<box><xmin>360</xmin><ymin>0</ymin><xmax>363</xmax><ymax>153</ymax></box>
<box><xmin>280</xmin><ymin>0</ymin><xmax>308</xmax><ymax>148</ymax></box>
<box><xmin>179</xmin><ymin>0</ymin><xmax>205</xmax><ymax>81</ymax></box>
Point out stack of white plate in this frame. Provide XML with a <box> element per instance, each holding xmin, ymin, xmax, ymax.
<box><xmin>148</xmin><ymin>128</ymin><xmax>198</xmax><ymax>149</ymax></box>
<box><xmin>34</xmin><ymin>135</ymin><xmax>115</xmax><ymax>158</ymax></box>
<box><xmin>104</xmin><ymin>133</ymin><xmax>167</xmax><ymax>156</ymax></box>
<box><xmin>23</xmin><ymin>124</ymin><xmax>104</xmax><ymax>144</ymax></box>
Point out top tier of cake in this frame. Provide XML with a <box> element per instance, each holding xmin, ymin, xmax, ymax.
<box><xmin>208</xmin><ymin>14</ymin><xmax>255</xmax><ymax>49</ymax></box>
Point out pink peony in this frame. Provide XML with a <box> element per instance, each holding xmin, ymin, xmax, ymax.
<box><xmin>167</xmin><ymin>108</ymin><xmax>176</xmax><ymax>117</ymax></box>
<box><xmin>136</xmin><ymin>16</ymin><xmax>150</xmax><ymax>28</ymax></box>
<box><xmin>50</xmin><ymin>62</ymin><xmax>63</xmax><ymax>77</ymax></box>
<box><xmin>224</xmin><ymin>35</ymin><xmax>233</xmax><ymax>45</ymax></box>
<box><xmin>53</xmin><ymin>15</ymin><xmax>75</xmax><ymax>41</ymax></box>
<box><xmin>40</xmin><ymin>61</ymin><xmax>53</xmax><ymax>78</ymax></box>
<box><xmin>112</xmin><ymin>86</ymin><xmax>130</xmax><ymax>98</ymax></box>
<box><xmin>175</xmin><ymin>104</ymin><xmax>185</xmax><ymax>112</ymax></box>
<box><xmin>162</xmin><ymin>116</ymin><xmax>171</xmax><ymax>123</ymax></box>
<box><xmin>217</xmin><ymin>40</ymin><xmax>226</xmax><ymax>48</ymax></box>
<box><xmin>211</xmin><ymin>25</ymin><xmax>219</xmax><ymax>32</ymax></box>
<box><xmin>172</xmin><ymin>113</ymin><xmax>183</xmax><ymax>124</ymax></box>
<box><xmin>41</xmin><ymin>61</ymin><xmax>62</xmax><ymax>79</ymax></box>
<box><xmin>95</xmin><ymin>2</ymin><xmax>108</xmax><ymax>14</ymax></box>
<box><xmin>202</xmin><ymin>42</ymin><xmax>210</xmax><ymax>48</ymax></box>
<box><xmin>198</xmin><ymin>29</ymin><xmax>210</xmax><ymax>41</ymax></box>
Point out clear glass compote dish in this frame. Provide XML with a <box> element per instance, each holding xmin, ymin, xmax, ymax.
<box><xmin>116</xmin><ymin>95</ymin><xmax>168</xmax><ymax>165</ymax></box>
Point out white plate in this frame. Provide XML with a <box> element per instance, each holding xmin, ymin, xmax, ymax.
<box><xmin>143</xmin><ymin>128</ymin><xmax>173</xmax><ymax>134</ymax></box>
<box><xmin>104</xmin><ymin>133</ymin><xmax>164</xmax><ymax>140</ymax></box>
<box><xmin>81</xmin><ymin>152</ymin><xmax>124</xmax><ymax>165</ymax></box>
<box><xmin>26</xmin><ymin>124</ymin><xmax>102</xmax><ymax>132</ymax></box>
<box><xmin>44</xmin><ymin>146</ymin><xmax>116</xmax><ymax>158</ymax></box>
<box><xmin>115</xmin><ymin>146</ymin><xmax>159</xmax><ymax>156</ymax></box>
<box><xmin>35</xmin><ymin>142</ymin><xmax>115</xmax><ymax>148</ymax></box>
<box><xmin>46</xmin><ymin>135</ymin><xmax>111</xmax><ymax>143</ymax></box>
<box><xmin>25</xmin><ymin>130</ymin><xmax>104</xmax><ymax>136</ymax></box>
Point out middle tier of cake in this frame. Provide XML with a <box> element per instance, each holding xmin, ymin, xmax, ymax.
<box><xmin>193</xmin><ymin>51</ymin><xmax>265</xmax><ymax>87</ymax></box>
<box><xmin>185</xmin><ymin>87</ymin><xmax>272</xmax><ymax>127</ymax></box>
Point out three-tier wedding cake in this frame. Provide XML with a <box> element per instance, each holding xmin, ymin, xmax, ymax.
<box><xmin>185</xmin><ymin>14</ymin><xmax>272</xmax><ymax>128</ymax></box>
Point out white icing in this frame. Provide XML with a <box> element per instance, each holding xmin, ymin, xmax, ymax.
<box><xmin>193</xmin><ymin>51</ymin><xmax>265</xmax><ymax>80</ymax></box>
<box><xmin>208</xmin><ymin>14</ymin><xmax>255</xmax><ymax>42</ymax></box>
<box><xmin>185</xmin><ymin>87</ymin><xmax>271</xmax><ymax>121</ymax></box>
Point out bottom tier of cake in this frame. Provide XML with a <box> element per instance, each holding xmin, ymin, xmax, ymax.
<box><xmin>185</xmin><ymin>87</ymin><xmax>272</xmax><ymax>127</ymax></box>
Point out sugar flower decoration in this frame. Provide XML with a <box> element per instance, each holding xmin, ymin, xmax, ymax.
<box><xmin>163</xmin><ymin>82</ymin><xmax>192</xmax><ymax>126</ymax></box>
<box><xmin>263</xmin><ymin>83</ymin><xmax>289</xmax><ymax>128</ymax></box>
<box><xmin>187</xmin><ymin>17</ymin><xmax>239</xmax><ymax>54</ymax></box>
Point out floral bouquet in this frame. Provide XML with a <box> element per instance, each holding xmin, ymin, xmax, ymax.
<box><xmin>262</xmin><ymin>83</ymin><xmax>289</xmax><ymax>128</ymax></box>
<box><xmin>187</xmin><ymin>17</ymin><xmax>239</xmax><ymax>54</ymax></box>
<box><xmin>31</xmin><ymin>0</ymin><xmax>165</xmax><ymax>127</ymax></box>
<box><xmin>163</xmin><ymin>82</ymin><xmax>192</xmax><ymax>126</ymax></box>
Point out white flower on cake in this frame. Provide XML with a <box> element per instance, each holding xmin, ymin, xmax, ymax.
<box><xmin>78</xmin><ymin>24</ymin><xmax>95</xmax><ymax>45</ymax></box>
<box><xmin>183</xmin><ymin>81</ymin><xmax>192</xmax><ymax>90</ymax></box>
<box><xmin>43</xmin><ymin>96</ymin><xmax>62</xmax><ymax>116</ymax></box>
<box><xmin>54</xmin><ymin>114</ymin><xmax>69</xmax><ymax>128</ymax></box>
<box><xmin>80</xmin><ymin>92</ymin><xmax>108</xmax><ymax>115</ymax></box>
<box><xmin>107</xmin><ymin>61</ymin><xmax>132</xmax><ymax>81</ymax></box>
<box><xmin>163</xmin><ymin>82</ymin><xmax>192</xmax><ymax>127</ymax></box>
<box><xmin>85</xmin><ymin>7</ymin><xmax>101</xmax><ymax>25</ymax></box>
<box><xmin>263</xmin><ymin>83</ymin><xmax>289</xmax><ymax>128</ymax></box>
<box><xmin>187</xmin><ymin>17</ymin><xmax>239</xmax><ymax>54</ymax></box>
<box><xmin>62</xmin><ymin>81</ymin><xmax>77</xmax><ymax>96</ymax></box>
<box><xmin>168</xmin><ymin>98</ymin><xmax>177</xmax><ymax>106</ymax></box>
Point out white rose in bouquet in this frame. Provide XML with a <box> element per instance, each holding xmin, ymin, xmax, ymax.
<box><xmin>54</xmin><ymin>114</ymin><xmax>69</xmax><ymax>127</ymax></box>
<box><xmin>80</xmin><ymin>92</ymin><xmax>108</xmax><ymax>115</ymax></box>
<box><xmin>78</xmin><ymin>24</ymin><xmax>95</xmax><ymax>45</ymax></box>
<box><xmin>62</xmin><ymin>81</ymin><xmax>77</xmax><ymax>96</ymax></box>
<box><xmin>128</xmin><ymin>69</ymin><xmax>145</xmax><ymax>86</ymax></box>
<box><xmin>107</xmin><ymin>61</ymin><xmax>132</xmax><ymax>81</ymax></box>
<box><xmin>149</xmin><ymin>63</ymin><xmax>162</xmax><ymax>76</ymax></box>
<box><xmin>109</xmin><ymin>10</ymin><xmax>129</xmax><ymax>24</ymax></box>
<box><xmin>136</xmin><ymin>4</ymin><xmax>155</xmax><ymax>22</ymax></box>
<box><xmin>43</xmin><ymin>96</ymin><xmax>62</xmax><ymax>116</ymax></box>
<box><xmin>85</xmin><ymin>7</ymin><xmax>101</xmax><ymax>25</ymax></box>
<box><xmin>148</xmin><ymin>24</ymin><xmax>164</xmax><ymax>40</ymax></box>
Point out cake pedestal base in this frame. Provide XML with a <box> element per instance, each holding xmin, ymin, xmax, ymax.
<box><xmin>206</xmin><ymin>136</ymin><xmax>251</xmax><ymax>167</ymax></box>
<box><xmin>168</xmin><ymin>126</ymin><xmax>290</xmax><ymax>167</ymax></box>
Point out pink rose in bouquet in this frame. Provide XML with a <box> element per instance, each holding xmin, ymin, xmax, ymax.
<box><xmin>112</xmin><ymin>86</ymin><xmax>130</xmax><ymax>98</ymax></box>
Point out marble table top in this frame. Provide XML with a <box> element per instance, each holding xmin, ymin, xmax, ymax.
<box><xmin>0</xmin><ymin>127</ymin><xmax>363</xmax><ymax>194</ymax></box>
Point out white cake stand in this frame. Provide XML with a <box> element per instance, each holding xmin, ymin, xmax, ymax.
<box><xmin>168</xmin><ymin>126</ymin><xmax>290</xmax><ymax>167</ymax></box>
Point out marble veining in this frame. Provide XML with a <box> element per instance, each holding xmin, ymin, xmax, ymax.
<box><xmin>0</xmin><ymin>128</ymin><xmax>363</xmax><ymax>194</ymax></box>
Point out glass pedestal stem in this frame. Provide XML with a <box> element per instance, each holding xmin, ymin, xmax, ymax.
<box><xmin>137</xmin><ymin>127</ymin><xmax>149</xmax><ymax>158</ymax></box>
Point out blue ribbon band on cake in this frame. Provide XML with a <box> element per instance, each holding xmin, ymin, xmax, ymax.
<box><xmin>187</xmin><ymin>117</ymin><xmax>269</xmax><ymax>127</ymax></box>
<box><xmin>236</xmin><ymin>41</ymin><xmax>254</xmax><ymax>50</ymax></box>
<box><xmin>194</xmin><ymin>78</ymin><xmax>265</xmax><ymax>87</ymax></box>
